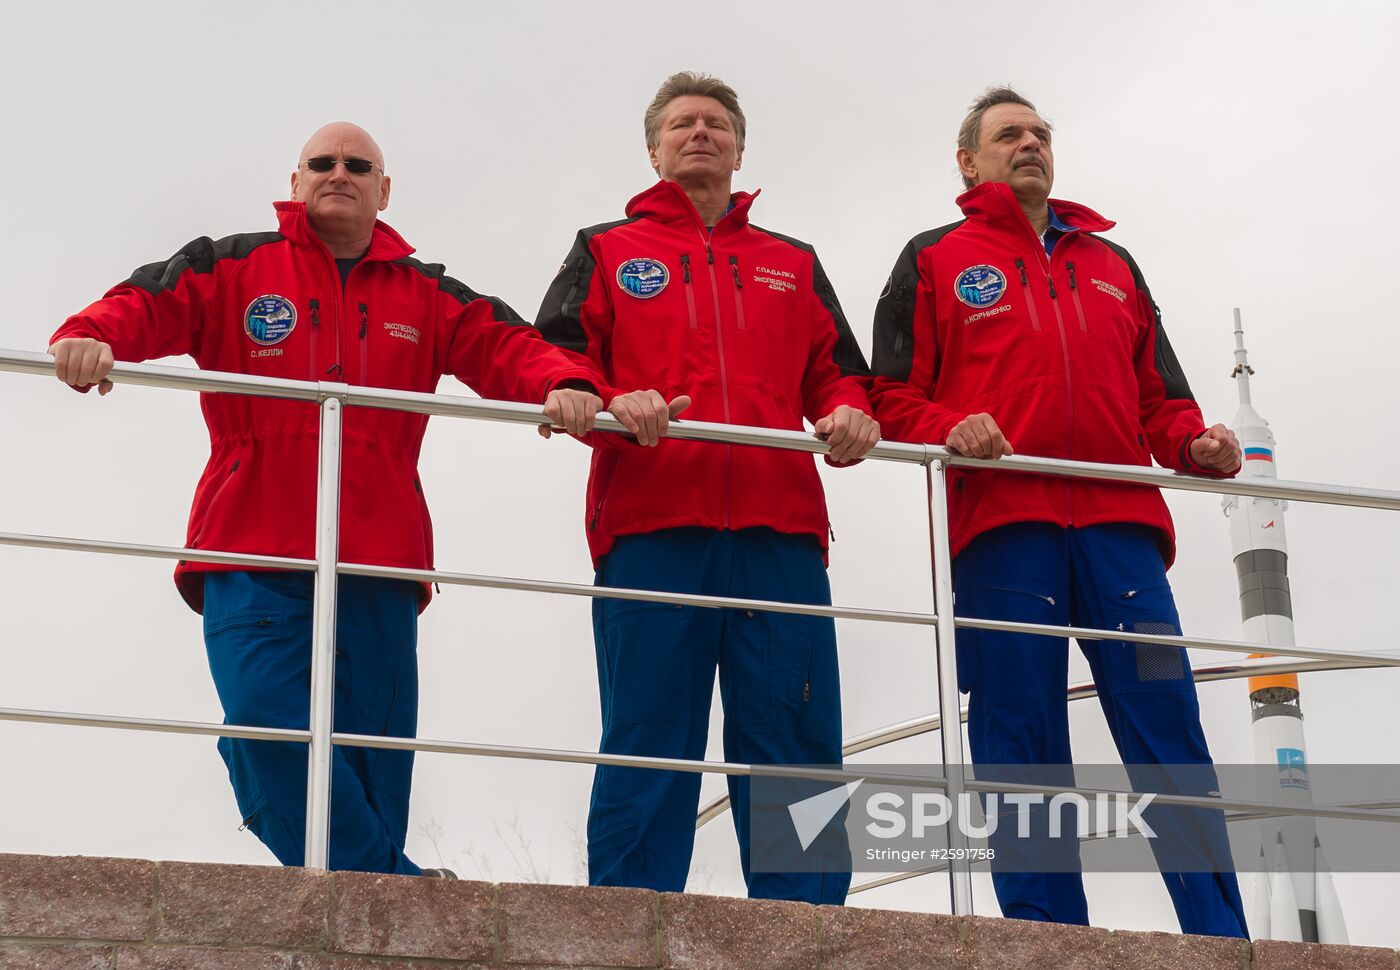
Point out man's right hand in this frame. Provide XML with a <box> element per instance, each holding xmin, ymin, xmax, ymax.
<box><xmin>49</xmin><ymin>338</ymin><xmax>115</xmax><ymax>396</ymax></box>
<box><xmin>946</xmin><ymin>412</ymin><xmax>1013</xmax><ymax>459</ymax></box>
<box><xmin>608</xmin><ymin>390</ymin><xmax>691</xmax><ymax>447</ymax></box>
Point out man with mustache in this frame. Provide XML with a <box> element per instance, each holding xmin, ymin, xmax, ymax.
<box><xmin>870</xmin><ymin>88</ymin><xmax>1248</xmax><ymax>935</ymax></box>
<box><xmin>535</xmin><ymin>71</ymin><xmax>878</xmax><ymax>902</ymax></box>
<box><xmin>48</xmin><ymin>122</ymin><xmax>609</xmax><ymax>876</ymax></box>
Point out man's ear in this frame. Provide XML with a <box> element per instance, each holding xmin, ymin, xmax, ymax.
<box><xmin>647</xmin><ymin>144</ymin><xmax>661</xmax><ymax>177</ymax></box>
<box><xmin>290</xmin><ymin>170</ymin><xmax>301</xmax><ymax>201</ymax></box>
<box><xmin>378</xmin><ymin>175</ymin><xmax>392</xmax><ymax>211</ymax></box>
<box><xmin>733</xmin><ymin>149</ymin><xmax>743</xmax><ymax>173</ymax></box>
<box><xmin>956</xmin><ymin>147</ymin><xmax>977</xmax><ymax>185</ymax></box>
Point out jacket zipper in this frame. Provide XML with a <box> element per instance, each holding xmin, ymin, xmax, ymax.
<box><xmin>1066</xmin><ymin>262</ymin><xmax>1088</xmax><ymax>332</ymax></box>
<box><xmin>702</xmin><ymin>238</ymin><xmax>733</xmax><ymax>529</ymax></box>
<box><xmin>1047</xmin><ymin>265</ymin><xmax>1076</xmax><ymax>525</ymax></box>
<box><xmin>728</xmin><ymin>255</ymin><xmax>747</xmax><ymax>330</ymax></box>
<box><xmin>1024</xmin><ymin>215</ymin><xmax>1079</xmax><ymax>526</ymax></box>
<box><xmin>358</xmin><ymin>302</ymin><xmax>369</xmax><ymax>384</ymax></box>
<box><xmin>561</xmin><ymin>261</ymin><xmax>584</xmax><ymax>322</ymax></box>
<box><xmin>328</xmin><ymin>282</ymin><xmax>343</xmax><ymax>377</ymax></box>
<box><xmin>321</xmin><ymin>248</ymin><xmax>343</xmax><ymax>380</ymax></box>
<box><xmin>705</xmin><ymin>246</ymin><xmax>739</xmax><ymax>526</ymax></box>
<box><xmin>308</xmin><ymin>299</ymin><xmax>321</xmax><ymax>381</ymax></box>
<box><xmin>680</xmin><ymin>254</ymin><xmax>698</xmax><ymax>329</ymax></box>
<box><xmin>1014</xmin><ymin>259</ymin><xmax>1042</xmax><ymax>332</ymax></box>
<box><xmin>892</xmin><ymin>279</ymin><xmax>910</xmax><ymax>358</ymax></box>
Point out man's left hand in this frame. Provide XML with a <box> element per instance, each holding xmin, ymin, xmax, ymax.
<box><xmin>815</xmin><ymin>405</ymin><xmax>881</xmax><ymax>464</ymax></box>
<box><xmin>1189</xmin><ymin>423</ymin><xmax>1242</xmax><ymax>473</ymax></box>
<box><xmin>539</xmin><ymin>387</ymin><xmax>604</xmax><ymax>438</ymax></box>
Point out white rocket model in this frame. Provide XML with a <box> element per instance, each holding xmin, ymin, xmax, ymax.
<box><xmin>1222</xmin><ymin>309</ymin><xmax>1347</xmax><ymax>944</ymax></box>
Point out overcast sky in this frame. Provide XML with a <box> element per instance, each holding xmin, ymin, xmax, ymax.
<box><xmin>2</xmin><ymin>0</ymin><xmax>1398</xmax><ymax>945</ymax></box>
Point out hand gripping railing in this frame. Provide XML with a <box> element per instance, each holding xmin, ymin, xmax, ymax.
<box><xmin>3</xmin><ymin>347</ymin><xmax>1400</xmax><ymax>918</ymax></box>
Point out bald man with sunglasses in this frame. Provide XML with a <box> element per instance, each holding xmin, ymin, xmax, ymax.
<box><xmin>47</xmin><ymin>122</ymin><xmax>610</xmax><ymax>876</ymax></box>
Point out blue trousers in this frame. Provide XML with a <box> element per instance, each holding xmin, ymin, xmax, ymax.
<box><xmin>203</xmin><ymin>571</ymin><xmax>421</xmax><ymax>874</ymax></box>
<box><xmin>953</xmin><ymin>523</ymin><xmax>1248</xmax><ymax>938</ymax></box>
<box><xmin>588</xmin><ymin>527</ymin><xmax>850</xmax><ymax>903</ymax></box>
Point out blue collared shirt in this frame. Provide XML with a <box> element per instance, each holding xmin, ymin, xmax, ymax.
<box><xmin>1042</xmin><ymin>204</ymin><xmax>1074</xmax><ymax>256</ymax></box>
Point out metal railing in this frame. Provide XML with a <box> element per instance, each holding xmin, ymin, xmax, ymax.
<box><xmin>3</xmin><ymin>347</ymin><xmax>1400</xmax><ymax>917</ymax></box>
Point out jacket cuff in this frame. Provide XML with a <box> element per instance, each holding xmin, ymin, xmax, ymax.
<box><xmin>543</xmin><ymin>368</ymin><xmax>612</xmax><ymax>401</ymax></box>
<box><xmin>814</xmin><ymin>387</ymin><xmax>874</xmax><ymax>421</ymax></box>
<box><xmin>933</xmin><ymin>411</ymin><xmax>970</xmax><ymax>446</ymax></box>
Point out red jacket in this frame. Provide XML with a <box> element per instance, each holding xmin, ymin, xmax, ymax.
<box><xmin>871</xmin><ymin>182</ymin><xmax>1219</xmax><ymax>565</ymax></box>
<box><xmin>52</xmin><ymin>202</ymin><xmax>601</xmax><ymax>612</ymax></box>
<box><xmin>535</xmin><ymin>180</ymin><xmax>873</xmax><ymax>565</ymax></box>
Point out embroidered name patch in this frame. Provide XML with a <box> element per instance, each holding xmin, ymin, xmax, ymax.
<box><xmin>384</xmin><ymin>322</ymin><xmax>421</xmax><ymax>345</ymax></box>
<box><xmin>1092</xmin><ymin>278</ymin><xmax>1128</xmax><ymax>303</ymax></box>
<box><xmin>753</xmin><ymin>265</ymin><xmax>797</xmax><ymax>293</ymax></box>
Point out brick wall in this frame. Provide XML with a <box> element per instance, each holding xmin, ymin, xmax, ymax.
<box><xmin>1</xmin><ymin>854</ymin><xmax>1395</xmax><ymax>969</ymax></box>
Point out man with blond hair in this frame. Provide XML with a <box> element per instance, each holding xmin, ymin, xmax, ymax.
<box><xmin>536</xmin><ymin>72</ymin><xmax>878</xmax><ymax>902</ymax></box>
<box><xmin>49</xmin><ymin>122</ymin><xmax>611</xmax><ymax>875</ymax></box>
<box><xmin>871</xmin><ymin>88</ymin><xmax>1247</xmax><ymax>936</ymax></box>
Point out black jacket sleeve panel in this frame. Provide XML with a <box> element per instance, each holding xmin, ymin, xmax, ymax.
<box><xmin>811</xmin><ymin>252</ymin><xmax>871</xmax><ymax>378</ymax></box>
<box><xmin>868</xmin><ymin>223</ymin><xmax>973</xmax><ymax>446</ymax></box>
<box><xmin>871</xmin><ymin>222</ymin><xmax>964</xmax><ymax>383</ymax></box>
<box><xmin>1089</xmin><ymin>234</ymin><xmax>1195</xmax><ymax>403</ymax></box>
<box><xmin>53</xmin><ymin>231</ymin><xmax>285</xmax><ymax>369</ymax></box>
<box><xmin>126</xmin><ymin>232</ymin><xmax>284</xmax><ymax>296</ymax></box>
<box><xmin>535</xmin><ymin>230</ymin><xmax>595</xmax><ymax>355</ymax></box>
<box><xmin>871</xmin><ymin>238</ymin><xmax>924</xmax><ymax>384</ymax></box>
<box><xmin>535</xmin><ymin>218</ymin><xmax>636</xmax><ymax>356</ymax></box>
<box><xmin>395</xmin><ymin>255</ymin><xmax>529</xmax><ymax>323</ymax></box>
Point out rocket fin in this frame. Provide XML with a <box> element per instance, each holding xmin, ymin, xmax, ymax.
<box><xmin>1249</xmin><ymin>846</ymin><xmax>1272</xmax><ymax>941</ymax></box>
<box><xmin>1314</xmin><ymin>837</ymin><xmax>1350</xmax><ymax>945</ymax></box>
<box><xmin>1268</xmin><ymin>834</ymin><xmax>1303</xmax><ymax>941</ymax></box>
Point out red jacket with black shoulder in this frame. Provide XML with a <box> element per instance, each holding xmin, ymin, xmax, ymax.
<box><xmin>871</xmin><ymin>181</ymin><xmax>1220</xmax><ymax>566</ymax></box>
<box><xmin>51</xmin><ymin>202</ymin><xmax>601</xmax><ymax>612</ymax></box>
<box><xmin>535</xmin><ymin>180</ymin><xmax>873</xmax><ymax>565</ymax></box>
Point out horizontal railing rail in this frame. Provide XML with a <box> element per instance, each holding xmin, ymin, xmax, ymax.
<box><xmin>5</xmin><ymin>703</ymin><xmax>1397</xmax><ymax>827</ymax></box>
<box><xmin>4</xmin><ymin>346</ymin><xmax>1397</xmax><ymax>917</ymax></box>
<box><xmin>7</xmin><ymin>350</ymin><xmax>1399</xmax><ymax>507</ymax></box>
<box><xmin>6</xmin><ymin>527</ymin><xmax>1393</xmax><ymax>667</ymax></box>
<box><xmin>695</xmin><ymin>655</ymin><xmax>1383</xmax><ymax>827</ymax></box>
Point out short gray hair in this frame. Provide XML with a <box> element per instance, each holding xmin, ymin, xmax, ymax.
<box><xmin>644</xmin><ymin>71</ymin><xmax>747</xmax><ymax>152</ymax></box>
<box><xmin>957</xmin><ymin>86</ymin><xmax>1047</xmax><ymax>189</ymax></box>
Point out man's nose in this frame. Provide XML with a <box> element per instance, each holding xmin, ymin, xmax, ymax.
<box><xmin>690</xmin><ymin>118</ymin><xmax>711</xmax><ymax>139</ymax></box>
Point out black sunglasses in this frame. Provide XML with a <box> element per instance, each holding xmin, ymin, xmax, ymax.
<box><xmin>303</xmin><ymin>156</ymin><xmax>378</xmax><ymax>175</ymax></box>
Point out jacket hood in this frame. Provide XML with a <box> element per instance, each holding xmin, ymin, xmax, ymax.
<box><xmin>624</xmin><ymin>179</ymin><xmax>760</xmax><ymax>233</ymax></box>
<box><xmin>273</xmin><ymin>201</ymin><xmax>416</xmax><ymax>261</ymax></box>
<box><xmin>955</xmin><ymin>181</ymin><xmax>1116</xmax><ymax>234</ymax></box>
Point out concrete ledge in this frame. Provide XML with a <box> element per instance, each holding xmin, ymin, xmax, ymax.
<box><xmin>0</xmin><ymin>853</ymin><xmax>1395</xmax><ymax>969</ymax></box>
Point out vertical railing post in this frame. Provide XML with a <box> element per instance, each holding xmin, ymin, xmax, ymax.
<box><xmin>926</xmin><ymin>459</ymin><xmax>975</xmax><ymax>914</ymax></box>
<box><xmin>304</xmin><ymin>393</ymin><xmax>344</xmax><ymax>869</ymax></box>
